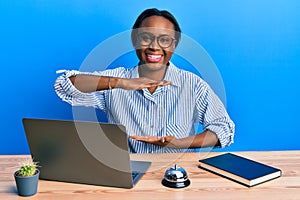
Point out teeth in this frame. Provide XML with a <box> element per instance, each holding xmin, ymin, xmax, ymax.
<box><xmin>148</xmin><ymin>54</ymin><xmax>162</xmax><ymax>59</ymax></box>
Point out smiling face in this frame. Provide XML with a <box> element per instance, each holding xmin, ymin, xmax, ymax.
<box><xmin>134</xmin><ymin>16</ymin><xmax>176</xmax><ymax>74</ymax></box>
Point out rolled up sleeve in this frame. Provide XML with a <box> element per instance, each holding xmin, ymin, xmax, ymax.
<box><xmin>196</xmin><ymin>82</ymin><xmax>235</xmax><ymax>148</ymax></box>
<box><xmin>54</xmin><ymin>70</ymin><xmax>106</xmax><ymax>110</ymax></box>
<box><xmin>205</xmin><ymin>119</ymin><xmax>235</xmax><ymax>147</ymax></box>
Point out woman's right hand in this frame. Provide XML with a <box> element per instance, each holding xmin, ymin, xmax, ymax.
<box><xmin>116</xmin><ymin>77</ymin><xmax>172</xmax><ymax>90</ymax></box>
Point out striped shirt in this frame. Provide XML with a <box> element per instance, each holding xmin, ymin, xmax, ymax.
<box><xmin>54</xmin><ymin>62</ymin><xmax>235</xmax><ymax>153</ymax></box>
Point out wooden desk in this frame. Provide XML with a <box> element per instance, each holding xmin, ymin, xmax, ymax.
<box><xmin>1</xmin><ymin>151</ymin><xmax>299</xmax><ymax>200</ymax></box>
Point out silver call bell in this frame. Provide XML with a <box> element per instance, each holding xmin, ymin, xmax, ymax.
<box><xmin>162</xmin><ymin>164</ymin><xmax>190</xmax><ymax>188</ymax></box>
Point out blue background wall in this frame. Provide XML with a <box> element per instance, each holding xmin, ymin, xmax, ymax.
<box><xmin>1</xmin><ymin>0</ymin><xmax>299</xmax><ymax>154</ymax></box>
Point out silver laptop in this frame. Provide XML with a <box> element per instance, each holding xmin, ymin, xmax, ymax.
<box><xmin>22</xmin><ymin>118</ymin><xmax>151</xmax><ymax>188</ymax></box>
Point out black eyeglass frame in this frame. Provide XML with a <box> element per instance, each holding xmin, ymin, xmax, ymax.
<box><xmin>136</xmin><ymin>32</ymin><xmax>176</xmax><ymax>49</ymax></box>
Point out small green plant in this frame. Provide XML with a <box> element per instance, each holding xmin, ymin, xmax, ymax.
<box><xmin>17</xmin><ymin>159</ymin><xmax>39</xmax><ymax>177</ymax></box>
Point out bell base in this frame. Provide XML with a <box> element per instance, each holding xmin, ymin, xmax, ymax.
<box><xmin>161</xmin><ymin>179</ymin><xmax>190</xmax><ymax>188</ymax></box>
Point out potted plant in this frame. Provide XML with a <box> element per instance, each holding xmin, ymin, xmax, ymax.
<box><xmin>14</xmin><ymin>158</ymin><xmax>40</xmax><ymax>197</ymax></box>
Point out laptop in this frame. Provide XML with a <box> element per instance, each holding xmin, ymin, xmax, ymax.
<box><xmin>22</xmin><ymin>118</ymin><xmax>151</xmax><ymax>188</ymax></box>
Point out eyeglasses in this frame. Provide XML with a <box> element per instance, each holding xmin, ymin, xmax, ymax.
<box><xmin>137</xmin><ymin>32</ymin><xmax>176</xmax><ymax>49</ymax></box>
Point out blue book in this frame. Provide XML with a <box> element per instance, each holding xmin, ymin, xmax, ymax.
<box><xmin>198</xmin><ymin>153</ymin><xmax>282</xmax><ymax>187</ymax></box>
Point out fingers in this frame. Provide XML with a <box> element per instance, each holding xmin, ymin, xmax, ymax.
<box><xmin>130</xmin><ymin>136</ymin><xmax>169</xmax><ymax>146</ymax></box>
<box><xmin>130</xmin><ymin>136</ymin><xmax>157</xmax><ymax>142</ymax></box>
<box><xmin>141</xmin><ymin>79</ymin><xmax>172</xmax><ymax>88</ymax></box>
<box><xmin>142</xmin><ymin>82</ymin><xmax>171</xmax><ymax>90</ymax></box>
<box><xmin>149</xmin><ymin>80</ymin><xmax>172</xmax><ymax>87</ymax></box>
<box><xmin>158</xmin><ymin>80</ymin><xmax>172</xmax><ymax>86</ymax></box>
<box><xmin>114</xmin><ymin>77</ymin><xmax>172</xmax><ymax>91</ymax></box>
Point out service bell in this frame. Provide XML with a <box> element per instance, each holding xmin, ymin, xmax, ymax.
<box><xmin>162</xmin><ymin>164</ymin><xmax>190</xmax><ymax>188</ymax></box>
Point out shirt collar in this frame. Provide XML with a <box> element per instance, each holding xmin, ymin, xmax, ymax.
<box><xmin>163</xmin><ymin>62</ymin><xmax>181</xmax><ymax>87</ymax></box>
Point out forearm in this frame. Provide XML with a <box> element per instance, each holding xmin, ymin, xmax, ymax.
<box><xmin>69</xmin><ymin>75</ymin><xmax>120</xmax><ymax>92</ymax></box>
<box><xmin>69</xmin><ymin>75</ymin><xmax>172</xmax><ymax>92</ymax></box>
<box><xmin>168</xmin><ymin>130</ymin><xmax>220</xmax><ymax>149</ymax></box>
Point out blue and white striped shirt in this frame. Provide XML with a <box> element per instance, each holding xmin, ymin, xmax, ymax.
<box><xmin>54</xmin><ymin>62</ymin><xmax>235</xmax><ymax>153</ymax></box>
